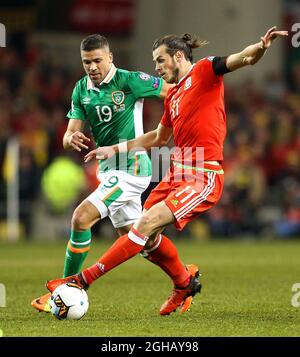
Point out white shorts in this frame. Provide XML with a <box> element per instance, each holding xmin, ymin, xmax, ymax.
<box><xmin>86</xmin><ymin>170</ymin><xmax>151</xmax><ymax>228</ymax></box>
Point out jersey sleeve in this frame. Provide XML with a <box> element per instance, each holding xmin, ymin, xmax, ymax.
<box><xmin>127</xmin><ymin>71</ymin><xmax>163</xmax><ymax>99</ymax></box>
<box><xmin>194</xmin><ymin>57</ymin><xmax>225</xmax><ymax>85</ymax></box>
<box><xmin>66</xmin><ymin>83</ymin><xmax>86</xmax><ymax>120</ymax></box>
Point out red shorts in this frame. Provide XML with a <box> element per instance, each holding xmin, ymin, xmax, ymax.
<box><xmin>144</xmin><ymin>162</ymin><xmax>224</xmax><ymax>231</ymax></box>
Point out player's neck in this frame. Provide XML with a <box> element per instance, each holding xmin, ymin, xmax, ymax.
<box><xmin>177</xmin><ymin>62</ymin><xmax>193</xmax><ymax>83</ymax></box>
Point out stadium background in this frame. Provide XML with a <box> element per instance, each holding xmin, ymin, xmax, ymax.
<box><xmin>0</xmin><ymin>0</ymin><xmax>300</xmax><ymax>338</ymax></box>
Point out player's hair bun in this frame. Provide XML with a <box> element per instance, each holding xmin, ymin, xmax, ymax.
<box><xmin>181</xmin><ymin>33</ymin><xmax>209</xmax><ymax>49</ymax></box>
<box><xmin>181</xmin><ymin>33</ymin><xmax>194</xmax><ymax>46</ymax></box>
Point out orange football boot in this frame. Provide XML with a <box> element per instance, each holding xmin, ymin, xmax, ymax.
<box><xmin>159</xmin><ymin>264</ymin><xmax>202</xmax><ymax>316</ymax></box>
<box><xmin>31</xmin><ymin>292</ymin><xmax>51</xmax><ymax>313</ymax></box>
<box><xmin>46</xmin><ymin>273</ymin><xmax>88</xmax><ymax>293</ymax></box>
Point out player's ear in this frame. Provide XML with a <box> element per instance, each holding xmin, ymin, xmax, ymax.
<box><xmin>174</xmin><ymin>51</ymin><xmax>183</xmax><ymax>63</ymax></box>
<box><xmin>109</xmin><ymin>52</ymin><xmax>113</xmax><ymax>62</ymax></box>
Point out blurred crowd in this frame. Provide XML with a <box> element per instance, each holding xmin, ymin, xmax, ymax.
<box><xmin>0</xmin><ymin>38</ymin><xmax>300</xmax><ymax>240</ymax></box>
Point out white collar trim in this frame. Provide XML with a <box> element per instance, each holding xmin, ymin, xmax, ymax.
<box><xmin>87</xmin><ymin>64</ymin><xmax>117</xmax><ymax>91</ymax></box>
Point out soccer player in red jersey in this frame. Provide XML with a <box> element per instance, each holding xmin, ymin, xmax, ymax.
<box><xmin>47</xmin><ymin>27</ymin><xmax>288</xmax><ymax>315</ymax></box>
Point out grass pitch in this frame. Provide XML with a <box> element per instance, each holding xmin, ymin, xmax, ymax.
<box><xmin>0</xmin><ymin>239</ymin><xmax>300</xmax><ymax>337</ymax></box>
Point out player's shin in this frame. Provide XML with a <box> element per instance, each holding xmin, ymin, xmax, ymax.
<box><xmin>63</xmin><ymin>229</ymin><xmax>92</xmax><ymax>277</ymax></box>
<box><xmin>82</xmin><ymin>228</ymin><xmax>147</xmax><ymax>285</ymax></box>
<box><xmin>141</xmin><ymin>234</ymin><xmax>190</xmax><ymax>288</ymax></box>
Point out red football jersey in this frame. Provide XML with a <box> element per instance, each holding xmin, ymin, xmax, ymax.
<box><xmin>161</xmin><ymin>57</ymin><xmax>226</xmax><ymax>163</ymax></box>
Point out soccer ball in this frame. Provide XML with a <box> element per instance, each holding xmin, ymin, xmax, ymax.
<box><xmin>49</xmin><ymin>283</ymin><xmax>89</xmax><ymax>320</ymax></box>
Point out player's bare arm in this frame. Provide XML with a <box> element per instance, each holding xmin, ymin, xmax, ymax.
<box><xmin>159</xmin><ymin>80</ymin><xmax>174</xmax><ymax>98</ymax></box>
<box><xmin>126</xmin><ymin>123</ymin><xmax>172</xmax><ymax>151</ymax></box>
<box><xmin>84</xmin><ymin>123</ymin><xmax>172</xmax><ymax>162</ymax></box>
<box><xmin>63</xmin><ymin>118</ymin><xmax>90</xmax><ymax>152</ymax></box>
<box><xmin>226</xmin><ymin>26</ymin><xmax>288</xmax><ymax>72</ymax></box>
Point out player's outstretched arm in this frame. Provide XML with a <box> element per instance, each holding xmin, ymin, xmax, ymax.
<box><xmin>84</xmin><ymin>123</ymin><xmax>172</xmax><ymax>162</ymax></box>
<box><xmin>63</xmin><ymin>119</ymin><xmax>90</xmax><ymax>152</ymax></box>
<box><xmin>226</xmin><ymin>26</ymin><xmax>288</xmax><ymax>72</ymax></box>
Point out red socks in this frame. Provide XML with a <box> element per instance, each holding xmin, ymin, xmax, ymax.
<box><xmin>144</xmin><ymin>234</ymin><xmax>190</xmax><ymax>288</ymax></box>
<box><xmin>82</xmin><ymin>228</ymin><xmax>146</xmax><ymax>285</ymax></box>
<box><xmin>81</xmin><ymin>229</ymin><xmax>190</xmax><ymax>289</ymax></box>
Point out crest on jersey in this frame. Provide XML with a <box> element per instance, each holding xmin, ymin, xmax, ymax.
<box><xmin>112</xmin><ymin>91</ymin><xmax>125</xmax><ymax>105</ymax></box>
<box><xmin>184</xmin><ymin>77</ymin><xmax>192</xmax><ymax>90</ymax></box>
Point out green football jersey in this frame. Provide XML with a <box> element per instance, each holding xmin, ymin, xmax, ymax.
<box><xmin>67</xmin><ymin>64</ymin><xmax>163</xmax><ymax>176</ymax></box>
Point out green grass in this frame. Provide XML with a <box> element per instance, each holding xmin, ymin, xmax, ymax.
<box><xmin>0</xmin><ymin>239</ymin><xmax>300</xmax><ymax>337</ymax></box>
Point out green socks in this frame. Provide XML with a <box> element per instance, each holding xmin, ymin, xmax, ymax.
<box><xmin>63</xmin><ymin>229</ymin><xmax>91</xmax><ymax>277</ymax></box>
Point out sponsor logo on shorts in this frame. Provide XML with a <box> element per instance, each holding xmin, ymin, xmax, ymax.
<box><xmin>170</xmin><ymin>199</ymin><xmax>179</xmax><ymax>207</ymax></box>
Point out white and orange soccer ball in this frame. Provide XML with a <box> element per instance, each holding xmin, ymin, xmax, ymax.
<box><xmin>49</xmin><ymin>283</ymin><xmax>89</xmax><ymax>320</ymax></box>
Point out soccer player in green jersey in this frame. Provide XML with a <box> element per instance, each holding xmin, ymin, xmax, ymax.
<box><xmin>31</xmin><ymin>34</ymin><xmax>170</xmax><ymax>312</ymax></box>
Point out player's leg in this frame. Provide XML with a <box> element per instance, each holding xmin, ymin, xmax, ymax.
<box><xmin>152</xmin><ymin>164</ymin><xmax>225</xmax><ymax>314</ymax></box>
<box><xmin>31</xmin><ymin>199</ymin><xmax>102</xmax><ymax>313</ymax></box>
<box><xmin>142</xmin><ymin>231</ymin><xmax>192</xmax><ymax>289</ymax></box>
<box><xmin>109</xmin><ymin>177</ymin><xmax>190</xmax><ymax>289</ymax></box>
<box><xmin>46</xmin><ymin>170</ymin><xmax>173</xmax><ymax>291</ymax></box>
<box><xmin>32</xmin><ymin>174</ymin><xmax>111</xmax><ymax>313</ymax></box>
<box><xmin>63</xmin><ymin>169</ymin><xmax>136</xmax><ymax>277</ymax></box>
<box><xmin>84</xmin><ymin>201</ymin><xmax>174</xmax><ymax>283</ymax></box>
<box><xmin>138</xmin><ymin>214</ymin><xmax>201</xmax><ymax>315</ymax></box>
<box><xmin>46</xmin><ymin>201</ymin><xmax>174</xmax><ymax>291</ymax></box>
<box><xmin>63</xmin><ymin>199</ymin><xmax>101</xmax><ymax>277</ymax></box>
<box><xmin>111</xmin><ymin>187</ymin><xmax>193</xmax><ymax>290</ymax></box>
<box><xmin>138</xmin><ymin>180</ymin><xmax>194</xmax><ymax>290</ymax></box>
<box><xmin>45</xmin><ymin>200</ymin><xmax>200</xmax><ymax>315</ymax></box>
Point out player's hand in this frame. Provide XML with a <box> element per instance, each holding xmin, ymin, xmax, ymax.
<box><xmin>84</xmin><ymin>146</ymin><xmax>116</xmax><ymax>163</ymax></box>
<box><xmin>260</xmin><ymin>26</ymin><xmax>288</xmax><ymax>49</ymax></box>
<box><xmin>68</xmin><ymin>131</ymin><xmax>90</xmax><ymax>152</ymax></box>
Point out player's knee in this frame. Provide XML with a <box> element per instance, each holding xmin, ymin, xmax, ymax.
<box><xmin>137</xmin><ymin>212</ymin><xmax>162</xmax><ymax>235</ymax></box>
<box><xmin>71</xmin><ymin>208</ymin><xmax>91</xmax><ymax>231</ymax></box>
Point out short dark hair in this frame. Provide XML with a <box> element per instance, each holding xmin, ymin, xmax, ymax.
<box><xmin>80</xmin><ymin>34</ymin><xmax>110</xmax><ymax>52</ymax></box>
<box><xmin>152</xmin><ymin>34</ymin><xmax>208</xmax><ymax>62</ymax></box>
